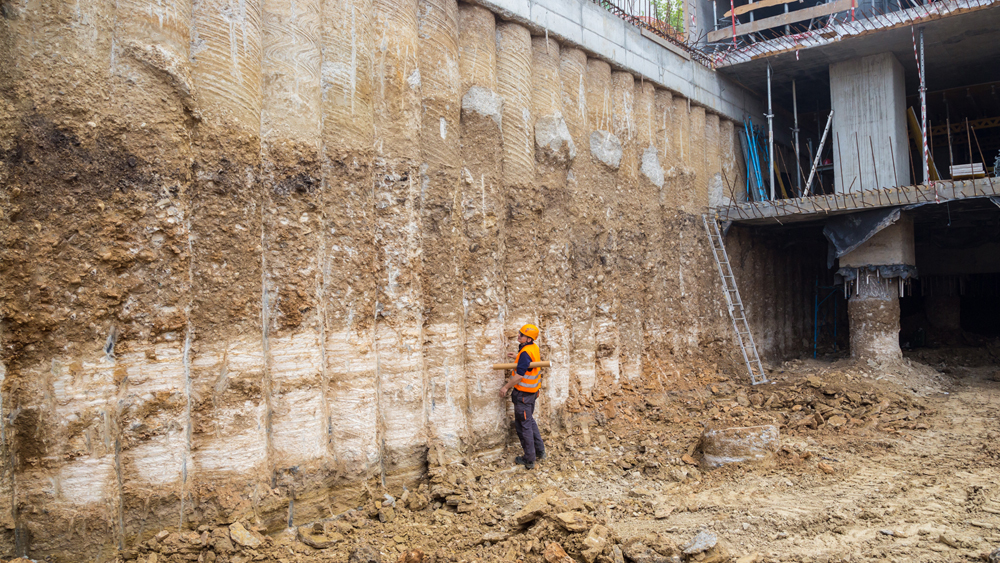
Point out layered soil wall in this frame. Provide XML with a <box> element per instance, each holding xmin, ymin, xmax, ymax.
<box><xmin>0</xmin><ymin>1</ymin><xmax>804</xmax><ymax>558</ymax></box>
<box><xmin>725</xmin><ymin>225</ymin><xmax>831</xmax><ymax>362</ymax></box>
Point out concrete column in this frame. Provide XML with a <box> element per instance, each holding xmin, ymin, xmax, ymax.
<box><xmin>611</xmin><ymin>71</ymin><xmax>636</xmax><ymax>179</ymax></box>
<box><xmin>457</xmin><ymin>3</ymin><xmax>506</xmax><ymax>455</ymax></box>
<box><xmin>372</xmin><ymin>0</ymin><xmax>427</xmax><ymax>479</ymax></box>
<box><xmin>841</xmin><ymin>216</ymin><xmax>914</xmax><ymax>362</ymax></box>
<box><xmin>849</xmin><ymin>276</ymin><xmax>901</xmax><ymax>363</ymax></box>
<box><xmin>636</xmin><ymin>82</ymin><xmax>664</xmax><ymax>189</ymax></box>
<box><xmin>321</xmin><ymin>0</ymin><xmax>379</xmax><ymax>483</ymax></box>
<box><xmin>559</xmin><ymin>48</ymin><xmax>598</xmax><ymax>401</ymax></box>
<box><xmin>496</xmin><ymin>23</ymin><xmax>534</xmax><ymax>186</ymax></box>
<box><xmin>418</xmin><ymin>0</ymin><xmax>466</xmax><ymax>465</ymax></box>
<box><xmin>532</xmin><ymin>37</ymin><xmax>575</xmax><ymax>165</ymax></box>
<box><xmin>830</xmin><ymin>52</ymin><xmax>910</xmax><ymax>192</ymax></box>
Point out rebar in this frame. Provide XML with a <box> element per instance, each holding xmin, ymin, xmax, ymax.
<box><xmin>866</xmin><ymin>135</ymin><xmax>880</xmax><ymax>190</ymax></box>
<box><xmin>971</xmin><ymin>121</ymin><xmax>997</xmax><ymax>193</ymax></box>
<box><xmin>889</xmin><ymin>135</ymin><xmax>899</xmax><ymax>187</ymax></box>
<box><xmin>854</xmin><ymin>132</ymin><xmax>864</xmax><ymax>192</ymax></box>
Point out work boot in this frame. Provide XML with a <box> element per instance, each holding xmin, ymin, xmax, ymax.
<box><xmin>537</xmin><ymin>449</ymin><xmax>546</xmax><ymax>460</ymax></box>
<box><xmin>514</xmin><ymin>456</ymin><xmax>535</xmax><ymax>470</ymax></box>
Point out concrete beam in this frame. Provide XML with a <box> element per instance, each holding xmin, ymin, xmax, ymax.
<box><xmin>715</xmin><ymin>178</ymin><xmax>999</xmax><ymax>224</ymax></box>
<box><xmin>464</xmin><ymin>0</ymin><xmax>765</xmax><ymax>123</ymax></box>
<box><xmin>840</xmin><ymin>215</ymin><xmax>915</xmax><ymax>268</ymax></box>
<box><xmin>710</xmin><ymin>0</ymin><xmax>1000</xmax><ymax>68</ymax></box>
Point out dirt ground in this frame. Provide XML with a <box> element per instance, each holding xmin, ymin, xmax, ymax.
<box><xmin>13</xmin><ymin>347</ymin><xmax>1000</xmax><ymax>563</ymax></box>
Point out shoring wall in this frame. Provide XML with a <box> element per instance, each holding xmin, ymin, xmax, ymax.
<box><xmin>0</xmin><ymin>0</ymin><xmax>805</xmax><ymax>558</ymax></box>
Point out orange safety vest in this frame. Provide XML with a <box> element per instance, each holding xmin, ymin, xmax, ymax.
<box><xmin>513</xmin><ymin>343</ymin><xmax>542</xmax><ymax>393</ymax></box>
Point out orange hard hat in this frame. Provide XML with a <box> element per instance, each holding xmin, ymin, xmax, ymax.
<box><xmin>519</xmin><ymin>324</ymin><xmax>540</xmax><ymax>340</ymax></box>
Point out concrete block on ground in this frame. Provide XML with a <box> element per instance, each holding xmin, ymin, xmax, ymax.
<box><xmin>699</xmin><ymin>425</ymin><xmax>779</xmax><ymax>469</ymax></box>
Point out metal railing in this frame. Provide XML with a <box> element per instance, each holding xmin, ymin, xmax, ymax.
<box><xmin>706</xmin><ymin>0</ymin><xmax>999</xmax><ymax>67</ymax></box>
<box><xmin>593</xmin><ymin>0</ymin><xmax>714</xmax><ymax>65</ymax></box>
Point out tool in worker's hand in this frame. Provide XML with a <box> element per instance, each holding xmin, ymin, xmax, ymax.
<box><xmin>491</xmin><ymin>361</ymin><xmax>551</xmax><ymax>370</ymax></box>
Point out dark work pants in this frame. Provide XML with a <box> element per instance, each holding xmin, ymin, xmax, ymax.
<box><xmin>511</xmin><ymin>389</ymin><xmax>545</xmax><ymax>463</ymax></box>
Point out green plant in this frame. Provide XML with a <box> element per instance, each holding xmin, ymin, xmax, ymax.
<box><xmin>651</xmin><ymin>0</ymin><xmax>684</xmax><ymax>33</ymax></box>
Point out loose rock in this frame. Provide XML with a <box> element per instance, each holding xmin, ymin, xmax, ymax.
<box><xmin>553</xmin><ymin>511</ymin><xmax>596</xmax><ymax>533</ymax></box>
<box><xmin>407</xmin><ymin>492</ymin><xmax>429</xmax><ymax>511</ymax></box>
<box><xmin>349</xmin><ymin>543</ymin><xmax>383</xmax><ymax>563</ymax></box>
<box><xmin>681</xmin><ymin>531</ymin><xmax>717</xmax><ymax>556</ymax></box>
<box><xmin>298</xmin><ymin>524</ymin><xmax>344</xmax><ymax>549</ymax></box>
<box><xmin>396</xmin><ymin>549</ymin><xmax>423</xmax><ymax>563</ymax></box>
<box><xmin>581</xmin><ymin>525</ymin><xmax>609</xmax><ymax>563</ymax></box>
<box><xmin>379</xmin><ymin>507</ymin><xmax>395</xmax><ymax>523</ymax></box>
<box><xmin>514</xmin><ymin>490</ymin><xmax>560</xmax><ymax>525</ymax></box>
<box><xmin>228</xmin><ymin>522</ymin><xmax>261</xmax><ymax>549</ymax></box>
<box><xmin>481</xmin><ymin>532</ymin><xmax>510</xmax><ymax>544</ymax></box>
<box><xmin>654</xmin><ymin>504</ymin><xmax>674</xmax><ymax>520</ymax></box>
<box><xmin>612</xmin><ymin>545</ymin><xmax>625</xmax><ymax>563</ymax></box>
<box><xmin>543</xmin><ymin>542</ymin><xmax>574</xmax><ymax>563</ymax></box>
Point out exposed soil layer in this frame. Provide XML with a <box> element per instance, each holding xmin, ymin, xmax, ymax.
<box><xmin>0</xmin><ymin>0</ymin><xmax>830</xmax><ymax>559</ymax></box>
<box><xmin>22</xmin><ymin>350</ymin><xmax>996</xmax><ymax>563</ymax></box>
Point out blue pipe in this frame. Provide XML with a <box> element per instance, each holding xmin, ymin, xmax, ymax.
<box><xmin>754</xmin><ymin>143</ymin><xmax>765</xmax><ymax>200</ymax></box>
<box><xmin>740</xmin><ymin>126</ymin><xmax>753</xmax><ymax>201</ymax></box>
<box><xmin>747</xmin><ymin>124</ymin><xmax>760</xmax><ymax>201</ymax></box>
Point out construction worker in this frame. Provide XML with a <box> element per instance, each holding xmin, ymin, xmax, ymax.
<box><xmin>498</xmin><ymin>323</ymin><xmax>546</xmax><ymax>469</ymax></box>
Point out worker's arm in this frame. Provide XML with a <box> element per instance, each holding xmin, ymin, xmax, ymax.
<box><xmin>499</xmin><ymin>372</ymin><xmax>520</xmax><ymax>397</ymax></box>
<box><xmin>499</xmin><ymin>350</ymin><xmax>531</xmax><ymax>397</ymax></box>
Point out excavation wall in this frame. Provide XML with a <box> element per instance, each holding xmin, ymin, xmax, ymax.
<box><xmin>0</xmin><ymin>0</ymin><xmax>785</xmax><ymax>559</ymax></box>
<box><xmin>725</xmin><ymin>225</ymin><xmax>832</xmax><ymax>362</ymax></box>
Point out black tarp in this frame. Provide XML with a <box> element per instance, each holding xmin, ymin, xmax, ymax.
<box><xmin>823</xmin><ymin>207</ymin><xmax>902</xmax><ymax>259</ymax></box>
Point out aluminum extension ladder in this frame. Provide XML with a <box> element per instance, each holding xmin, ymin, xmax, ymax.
<box><xmin>702</xmin><ymin>215</ymin><xmax>768</xmax><ymax>385</ymax></box>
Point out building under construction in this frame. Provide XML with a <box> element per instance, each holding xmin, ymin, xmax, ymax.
<box><xmin>1</xmin><ymin>0</ymin><xmax>999</xmax><ymax>558</ymax></box>
<box><xmin>703</xmin><ymin>0</ymin><xmax>1000</xmax><ymax>364</ymax></box>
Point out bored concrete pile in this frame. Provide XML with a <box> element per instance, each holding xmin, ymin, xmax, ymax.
<box><xmin>0</xmin><ymin>0</ymin><xmax>779</xmax><ymax>559</ymax></box>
